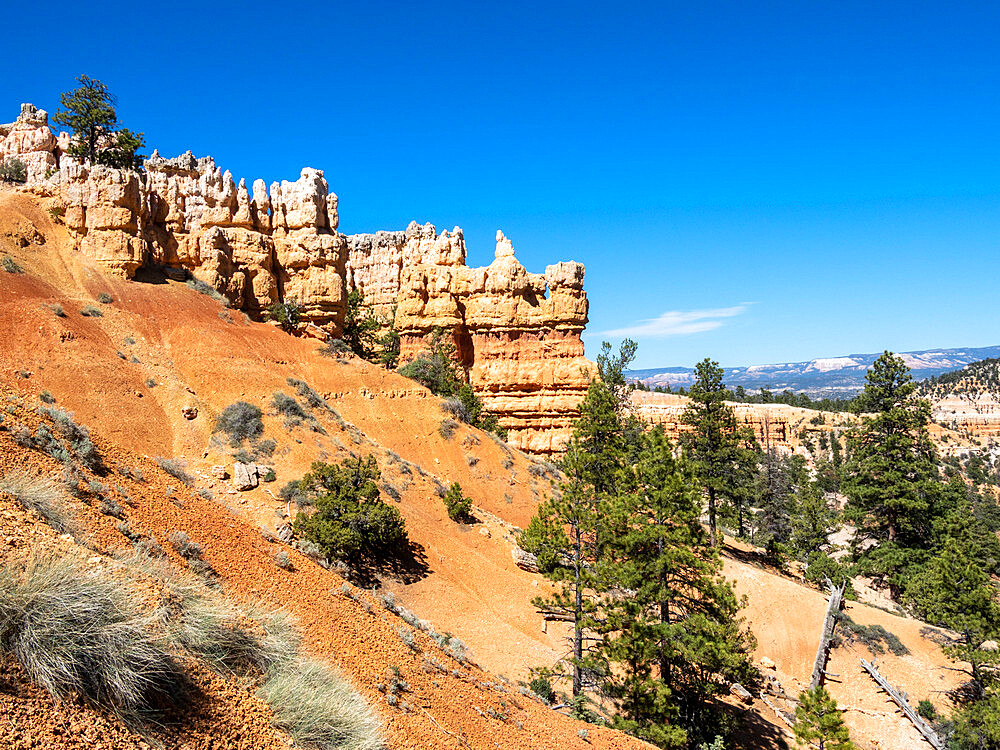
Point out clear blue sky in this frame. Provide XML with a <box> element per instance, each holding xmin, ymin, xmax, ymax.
<box><xmin>6</xmin><ymin>1</ymin><xmax>999</xmax><ymax>369</ymax></box>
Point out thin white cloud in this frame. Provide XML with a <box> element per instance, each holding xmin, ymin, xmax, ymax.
<box><xmin>597</xmin><ymin>305</ymin><xmax>748</xmax><ymax>339</ymax></box>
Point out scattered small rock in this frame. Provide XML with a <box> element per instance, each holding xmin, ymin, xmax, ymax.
<box><xmin>182</xmin><ymin>405</ymin><xmax>198</xmax><ymax>420</ymax></box>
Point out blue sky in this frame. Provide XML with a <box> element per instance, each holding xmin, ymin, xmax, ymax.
<box><xmin>6</xmin><ymin>1</ymin><xmax>1000</xmax><ymax>369</ymax></box>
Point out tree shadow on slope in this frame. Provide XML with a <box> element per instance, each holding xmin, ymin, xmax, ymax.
<box><xmin>346</xmin><ymin>540</ymin><xmax>430</xmax><ymax>588</ymax></box>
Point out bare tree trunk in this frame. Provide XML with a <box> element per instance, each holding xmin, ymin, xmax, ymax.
<box><xmin>708</xmin><ymin>485</ymin><xmax>718</xmax><ymax>546</ymax></box>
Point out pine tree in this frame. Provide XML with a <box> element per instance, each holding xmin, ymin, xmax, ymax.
<box><xmin>53</xmin><ymin>75</ymin><xmax>145</xmax><ymax>168</ymax></box>
<box><xmin>521</xmin><ymin>341</ymin><xmax>635</xmax><ymax>697</ymax></box>
<box><xmin>342</xmin><ymin>288</ymin><xmax>381</xmax><ymax>360</ymax></box>
<box><xmin>843</xmin><ymin>352</ymin><xmax>941</xmax><ymax>600</ymax></box>
<box><xmin>791</xmin><ymin>482</ymin><xmax>837</xmax><ymax>558</ymax></box>
<box><xmin>793</xmin><ymin>686</ymin><xmax>856</xmax><ymax>750</ymax></box>
<box><xmin>681</xmin><ymin>358</ymin><xmax>759</xmax><ymax>545</ymax></box>
<box><xmin>520</xmin><ymin>439</ymin><xmax>606</xmax><ymax>697</ymax></box>
<box><xmin>600</xmin><ymin>426</ymin><xmax>754</xmax><ymax>748</ymax></box>
<box><xmin>907</xmin><ymin>509</ymin><xmax>1000</xmax><ymax>697</ymax></box>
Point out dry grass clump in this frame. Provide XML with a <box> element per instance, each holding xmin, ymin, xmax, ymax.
<box><xmin>0</xmin><ymin>554</ymin><xmax>183</xmax><ymax>722</ymax></box>
<box><xmin>0</xmin><ymin>471</ymin><xmax>74</xmax><ymax>533</ymax></box>
<box><xmin>257</xmin><ymin>657</ymin><xmax>383</xmax><ymax>750</ymax></box>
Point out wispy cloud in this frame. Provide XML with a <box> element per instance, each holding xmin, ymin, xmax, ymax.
<box><xmin>596</xmin><ymin>305</ymin><xmax>748</xmax><ymax>339</ymax></box>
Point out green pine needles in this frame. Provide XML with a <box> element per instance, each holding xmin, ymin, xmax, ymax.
<box><xmin>521</xmin><ymin>340</ymin><xmax>755</xmax><ymax>748</ymax></box>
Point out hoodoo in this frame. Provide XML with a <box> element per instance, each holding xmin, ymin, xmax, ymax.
<box><xmin>1</xmin><ymin>103</ymin><xmax>592</xmax><ymax>454</ymax></box>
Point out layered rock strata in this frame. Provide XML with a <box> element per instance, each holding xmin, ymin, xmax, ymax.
<box><xmin>629</xmin><ymin>391</ymin><xmax>793</xmax><ymax>451</ymax></box>
<box><xmin>4</xmin><ymin>103</ymin><xmax>591</xmax><ymax>454</ymax></box>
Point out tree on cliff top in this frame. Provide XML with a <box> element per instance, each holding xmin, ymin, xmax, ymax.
<box><xmin>53</xmin><ymin>75</ymin><xmax>145</xmax><ymax>169</ymax></box>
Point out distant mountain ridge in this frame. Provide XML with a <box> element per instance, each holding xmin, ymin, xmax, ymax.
<box><xmin>627</xmin><ymin>345</ymin><xmax>1000</xmax><ymax>398</ymax></box>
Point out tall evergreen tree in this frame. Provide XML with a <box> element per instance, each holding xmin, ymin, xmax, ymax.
<box><xmin>521</xmin><ymin>375</ymin><xmax>627</xmax><ymax>696</ymax></box>
<box><xmin>681</xmin><ymin>358</ymin><xmax>759</xmax><ymax>545</ymax></box>
<box><xmin>53</xmin><ymin>75</ymin><xmax>145</xmax><ymax>168</ymax></box>
<box><xmin>793</xmin><ymin>686</ymin><xmax>856</xmax><ymax>750</ymax></box>
<box><xmin>843</xmin><ymin>352</ymin><xmax>941</xmax><ymax>600</ymax></box>
<box><xmin>600</xmin><ymin>426</ymin><xmax>754</xmax><ymax>748</ymax></box>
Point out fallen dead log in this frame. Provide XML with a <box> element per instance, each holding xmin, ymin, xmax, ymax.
<box><xmin>760</xmin><ymin>692</ymin><xmax>796</xmax><ymax>728</ymax></box>
<box><xmin>860</xmin><ymin>658</ymin><xmax>945</xmax><ymax>750</ymax></box>
<box><xmin>809</xmin><ymin>579</ymin><xmax>846</xmax><ymax>688</ymax></box>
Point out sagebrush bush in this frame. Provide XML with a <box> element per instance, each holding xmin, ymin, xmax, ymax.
<box><xmin>273</xmin><ymin>392</ymin><xmax>308</xmax><ymax>420</ymax></box>
<box><xmin>97</xmin><ymin>293</ymin><xmax>114</xmax><ymax>304</ymax></box>
<box><xmin>0</xmin><ymin>554</ymin><xmax>182</xmax><ymax>720</ymax></box>
<box><xmin>439</xmin><ymin>419</ymin><xmax>458</xmax><ymax>440</ymax></box>
<box><xmin>36</xmin><ymin>406</ymin><xmax>102</xmax><ymax>471</ymax></box>
<box><xmin>168</xmin><ymin>530</ymin><xmax>203</xmax><ymax>559</ymax></box>
<box><xmin>80</xmin><ymin>305</ymin><xmax>103</xmax><ymax>317</ymax></box>
<box><xmin>156</xmin><ymin>457</ymin><xmax>194</xmax><ymax>486</ymax></box>
<box><xmin>2</xmin><ymin>256</ymin><xmax>24</xmax><ymax>274</ymax></box>
<box><xmin>216</xmin><ymin>401</ymin><xmax>264</xmax><ymax>445</ymax></box>
<box><xmin>186</xmin><ymin>277</ymin><xmax>228</xmax><ymax>305</ymax></box>
<box><xmin>0</xmin><ymin>472</ymin><xmax>74</xmax><ymax>533</ymax></box>
<box><xmin>257</xmin><ymin>657</ymin><xmax>382</xmax><ymax>750</ymax></box>
<box><xmin>287</xmin><ymin>378</ymin><xmax>328</xmax><ymax>409</ymax></box>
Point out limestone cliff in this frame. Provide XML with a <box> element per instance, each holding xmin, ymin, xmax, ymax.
<box><xmin>1</xmin><ymin>103</ymin><xmax>591</xmax><ymax>454</ymax></box>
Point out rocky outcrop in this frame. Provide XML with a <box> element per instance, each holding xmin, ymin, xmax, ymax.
<box><xmin>629</xmin><ymin>391</ymin><xmax>794</xmax><ymax>451</ymax></box>
<box><xmin>396</xmin><ymin>231</ymin><xmax>591</xmax><ymax>454</ymax></box>
<box><xmin>4</xmin><ymin>102</ymin><xmax>592</xmax><ymax>454</ymax></box>
<box><xmin>933</xmin><ymin>393</ymin><xmax>1000</xmax><ymax>438</ymax></box>
<box><xmin>0</xmin><ymin>104</ymin><xmax>57</xmax><ymax>182</ymax></box>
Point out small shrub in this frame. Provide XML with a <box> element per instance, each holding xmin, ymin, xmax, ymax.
<box><xmin>833</xmin><ymin>611</ymin><xmax>909</xmax><ymax>655</ymax></box>
<box><xmin>443</xmin><ymin>482</ymin><xmax>473</xmax><ymax>522</ymax></box>
<box><xmin>133</xmin><ymin>536</ymin><xmax>166</xmax><ymax>558</ymax></box>
<box><xmin>39</xmin><ymin>391</ymin><xmax>56</xmax><ymax>404</ymax></box>
<box><xmin>528</xmin><ymin>676</ymin><xmax>555</xmax><ymax>704</ymax></box>
<box><xmin>216</xmin><ymin>401</ymin><xmax>264</xmax><ymax>445</ymax></box>
<box><xmin>186</xmin><ymin>277</ymin><xmax>228</xmax><ymax>305</ymax></box>
<box><xmin>445</xmin><ymin>636</ymin><xmax>468</xmax><ymax>662</ymax></box>
<box><xmin>0</xmin><ymin>554</ymin><xmax>182</xmax><ymax>721</ymax></box>
<box><xmin>80</xmin><ymin>305</ymin><xmax>103</xmax><ymax>317</ymax></box>
<box><xmin>97</xmin><ymin>293</ymin><xmax>114</xmax><ymax>304</ymax></box>
<box><xmin>319</xmin><ymin>338</ymin><xmax>353</xmax><ymax>357</ymax></box>
<box><xmin>273</xmin><ymin>392</ymin><xmax>308</xmax><ymax>420</ymax></box>
<box><xmin>265</xmin><ymin>300</ymin><xmax>302</xmax><ymax>332</ymax></box>
<box><xmin>145</xmin><ymin>378</ymin><xmax>156</xmax><ymax>388</ymax></box>
<box><xmin>466</xmin><ymin>455</ymin><xmax>479</xmax><ymax>467</ymax></box>
<box><xmin>252</xmin><ymin>438</ymin><xmax>277</xmax><ymax>459</ymax></box>
<box><xmin>256</xmin><ymin>657</ymin><xmax>382</xmax><ymax>750</ymax></box>
<box><xmin>274</xmin><ymin>551</ymin><xmax>293</xmax><ymax>570</ymax></box>
<box><xmin>156</xmin><ymin>457</ymin><xmax>194</xmax><ymax>486</ymax></box>
<box><xmin>397</xmin><ymin>627</ymin><xmax>417</xmax><ymax>651</ymax></box>
<box><xmin>168</xmin><ymin>531</ymin><xmax>203</xmax><ymax>560</ymax></box>
<box><xmin>287</xmin><ymin>378</ymin><xmax>328</xmax><ymax>409</ymax></box>
<box><xmin>0</xmin><ymin>472</ymin><xmax>74</xmax><ymax>533</ymax></box>
<box><xmin>0</xmin><ymin>157</ymin><xmax>27</xmax><ymax>183</ymax></box>
<box><xmin>917</xmin><ymin>699</ymin><xmax>937</xmax><ymax>721</ymax></box>
<box><xmin>233</xmin><ymin>448</ymin><xmax>253</xmax><ymax>464</ymax></box>
<box><xmin>100</xmin><ymin>498</ymin><xmax>125</xmax><ymax>520</ymax></box>
<box><xmin>262</xmin><ymin>468</ymin><xmax>277</xmax><ymax>482</ymax></box>
<box><xmin>294</xmin><ymin>539</ymin><xmax>329</xmax><ymax>568</ymax></box>
<box><xmin>49</xmin><ymin>304</ymin><xmax>66</xmax><ymax>317</ymax></box>
<box><xmin>2</xmin><ymin>256</ymin><xmax>24</xmax><ymax>274</ymax></box>
<box><xmin>439</xmin><ymin>419</ymin><xmax>458</xmax><ymax>440</ymax></box>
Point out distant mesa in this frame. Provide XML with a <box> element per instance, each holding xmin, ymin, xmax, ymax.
<box><xmin>628</xmin><ymin>345</ymin><xmax>1000</xmax><ymax>398</ymax></box>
